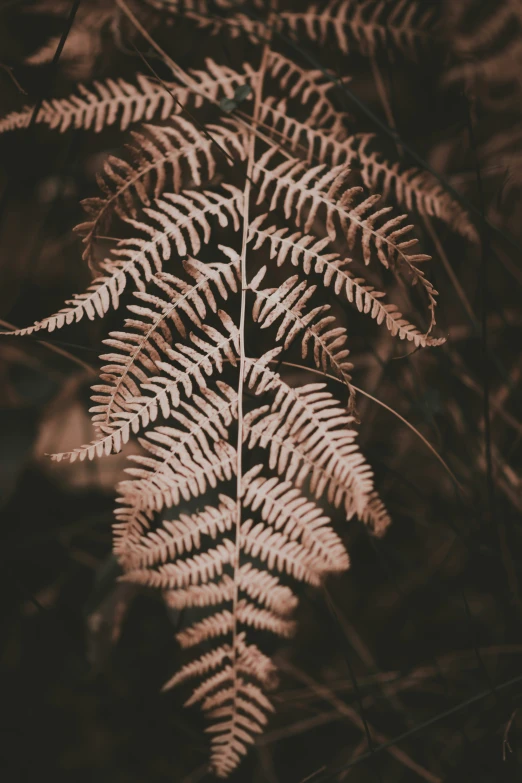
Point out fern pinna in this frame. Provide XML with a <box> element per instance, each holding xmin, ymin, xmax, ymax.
<box><xmin>3</xmin><ymin>0</ymin><xmax>461</xmax><ymax>777</ymax></box>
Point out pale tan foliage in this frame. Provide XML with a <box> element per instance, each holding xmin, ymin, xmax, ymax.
<box><xmin>2</xmin><ymin>4</ymin><xmax>455</xmax><ymax>775</ymax></box>
<box><xmin>249</xmin><ymin>266</ymin><xmax>355</xmax><ymax>390</ymax></box>
<box><xmin>281</xmin><ymin>0</ymin><xmax>435</xmax><ymax>58</ymax></box>
<box><xmin>248</xmin><ymin>215</ymin><xmax>444</xmax><ymax>349</ymax></box>
<box><xmin>0</xmin><ymin>59</ymin><xmax>256</xmax><ymax>135</ymax></box>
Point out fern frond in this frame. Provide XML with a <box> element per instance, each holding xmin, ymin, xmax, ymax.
<box><xmin>241</xmin><ymin>468</ymin><xmax>349</xmax><ymax>572</ymax></box>
<box><xmin>240</xmin><ymin>519</ymin><xmax>327</xmax><ymax>586</ymax></box>
<box><xmin>113</xmin><ymin>506</ymin><xmax>155</xmax><ymax>566</ymax></box>
<box><xmin>204</xmin><ymin>678</ymin><xmax>274</xmax><ymax>778</ymax></box>
<box><xmin>234</xmin><ymin>599</ymin><xmax>296</xmax><ymax>636</ymax></box>
<box><xmin>120</xmin><ymin>430</ymin><xmax>236</xmax><ymax>507</ymax></box>
<box><xmin>0</xmin><ymin>75</ymin><xmax>177</xmax><ymax>135</ymax></box>
<box><xmin>249</xmin><ymin>216</ymin><xmax>445</xmax><ymax>348</ymax></box>
<box><xmin>176</xmin><ymin>609</ymin><xmax>235</xmax><ymax>647</ymax></box>
<box><xmin>256</xmin><ymin>103</ymin><xmax>475</xmax><ymax>239</ymax></box>
<box><xmin>185</xmin><ymin>665</ymin><xmax>240</xmax><ymax>707</ymax></box>
<box><xmin>244</xmin><ymin>369</ymin><xmax>376</xmax><ymax>520</ymax></box>
<box><xmin>52</xmin><ymin>312</ymin><xmax>239</xmax><ymax>461</ymax></box>
<box><xmin>123</xmin><ymin>537</ymin><xmax>236</xmax><ymax>589</ymax></box>
<box><xmin>163</xmin><ymin>631</ymin><xmax>275</xmax><ymax>691</ymax></box>
<box><xmin>114</xmin><ymin>387</ymin><xmax>236</xmax><ymax>537</ymax></box>
<box><xmin>281</xmin><ymin>0</ymin><xmax>435</xmax><ymax>58</ymax></box>
<box><xmin>343</xmin><ymin>135</ymin><xmax>478</xmax><ymax>242</ymax></box>
<box><xmin>0</xmin><ymin>56</ymin><xmax>256</xmax><ymax>136</ymax></box>
<box><xmin>177</xmin><ymin>599</ymin><xmax>295</xmax><ymax>648</ymax></box>
<box><xmin>119</xmin><ymin>496</ymin><xmax>236</xmax><ymax>568</ymax></box>
<box><xmin>2</xmin><ymin>21</ymin><xmax>449</xmax><ymax>776</ymax></box>
<box><xmin>188</xmin><ymin>57</ymin><xmax>257</xmax><ymax>105</ymax></box>
<box><xmin>236</xmin><ymin>563</ymin><xmax>298</xmax><ymax>614</ymax></box>
<box><xmin>163</xmin><ymin>567</ymin><xmax>296</xmax><ymax>614</ymax></box>
<box><xmin>253</xmin><ymin>147</ymin><xmax>439</xmax><ymax>328</ymax></box>
<box><xmin>267</xmin><ymin>52</ymin><xmax>342</xmax><ymax>130</ymax></box>
<box><xmin>10</xmin><ymin>188</ymin><xmax>242</xmax><ymax>337</ymax></box>
<box><xmin>164</xmin><ymin>576</ymin><xmax>236</xmax><ymax>609</ymax></box>
<box><xmin>113</xmin><ymin>384</ymin><xmax>236</xmax><ymax>563</ymax></box>
<box><xmin>123</xmin><ymin>186</ymin><xmax>243</xmax><ymax>263</ymax></box>
<box><xmin>258</xmin><ymin>94</ymin><xmax>349</xmax><ymax>158</ymax></box>
<box><xmin>360</xmin><ymin>490</ymin><xmax>392</xmax><ymax>537</ymax></box>
<box><xmin>76</xmin><ymin>118</ymin><xmax>246</xmax><ymax>266</ymax></box>
<box><xmin>90</xmin><ymin>250</ymin><xmax>239</xmax><ymax>433</ymax></box>
<box><xmin>249</xmin><ymin>267</ymin><xmax>355</xmax><ymax>389</ymax></box>
<box><xmin>162</xmin><ymin>640</ymin><xmax>236</xmax><ymax>691</ymax></box>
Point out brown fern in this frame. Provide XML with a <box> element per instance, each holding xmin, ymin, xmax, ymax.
<box><xmin>3</xmin><ymin>5</ymin><xmax>448</xmax><ymax>776</ymax></box>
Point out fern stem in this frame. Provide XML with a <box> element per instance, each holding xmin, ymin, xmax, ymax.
<box><xmin>230</xmin><ymin>0</ymin><xmax>277</xmax><ymax>741</ymax></box>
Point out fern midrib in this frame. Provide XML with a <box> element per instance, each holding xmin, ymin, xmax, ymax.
<box><xmin>229</xmin><ymin>7</ymin><xmax>276</xmax><ymax>759</ymax></box>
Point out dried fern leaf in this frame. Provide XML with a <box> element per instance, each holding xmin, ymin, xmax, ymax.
<box><xmin>0</xmin><ymin>58</ymin><xmax>255</xmax><ymax>136</ymax></box>
<box><xmin>267</xmin><ymin>51</ymin><xmax>343</xmax><ymax>130</ymax></box>
<box><xmin>117</xmin><ymin>394</ymin><xmax>238</xmax><ymax>510</ymax></box>
<box><xmin>91</xmin><ymin>250</ymin><xmax>239</xmax><ymax>433</ymax></box>
<box><xmin>256</xmin><ymin>101</ymin><xmax>476</xmax><ymax>239</ymax></box>
<box><xmin>241</xmin><ymin>467</ymin><xmax>349</xmax><ymax>571</ymax></box>
<box><xmin>249</xmin><ymin>216</ymin><xmax>445</xmax><ymax>348</ymax></box>
<box><xmin>119</xmin><ymin>496</ymin><xmax>236</xmax><ymax>569</ymax></box>
<box><xmin>124</xmin><ymin>537</ymin><xmax>237</xmax><ymax>589</ymax></box>
<box><xmin>163</xmin><ymin>568</ymin><xmax>296</xmax><ymax>614</ymax></box>
<box><xmin>52</xmin><ymin>312</ymin><xmax>239</xmax><ymax>462</ymax></box>
<box><xmin>162</xmin><ymin>631</ymin><xmax>276</xmax><ymax>690</ymax></box>
<box><xmin>77</xmin><ymin>117</ymin><xmax>246</xmax><ymax>267</ymax></box>
<box><xmin>0</xmin><ymin>75</ymin><xmax>176</xmax><ymax>135</ymax></box>
<box><xmin>204</xmin><ymin>677</ymin><xmax>275</xmax><ymax>777</ymax></box>
<box><xmin>2</xmin><ymin>27</ymin><xmax>447</xmax><ymax>777</ymax></box>
<box><xmin>253</xmin><ymin>146</ymin><xmax>439</xmax><ymax>329</ymax></box>
<box><xmin>281</xmin><ymin>0</ymin><xmax>435</xmax><ymax>58</ymax></box>
<box><xmin>344</xmin><ymin>135</ymin><xmax>477</xmax><ymax>242</ymax></box>
<box><xmin>9</xmin><ymin>188</ymin><xmax>242</xmax><ymax>337</ymax></box>
<box><xmin>249</xmin><ymin>267</ymin><xmax>355</xmax><ymax>390</ymax></box>
<box><xmin>244</xmin><ymin>365</ymin><xmax>383</xmax><ymax>521</ymax></box>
